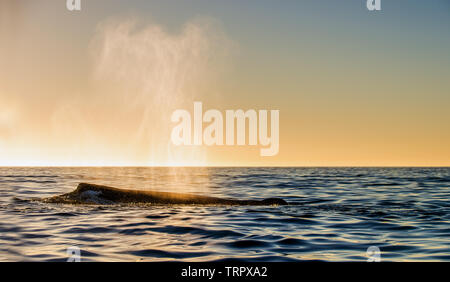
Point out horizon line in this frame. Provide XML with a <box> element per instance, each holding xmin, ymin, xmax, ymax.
<box><xmin>0</xmin><ymin>165</ymin><xmax>448</xmax><ymax>168</ymax></box>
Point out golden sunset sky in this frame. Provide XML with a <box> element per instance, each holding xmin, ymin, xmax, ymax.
<box><xmin>0</xmin><ymin>0</ymin><xmax>449</xmax><ymax>166</ymax></box>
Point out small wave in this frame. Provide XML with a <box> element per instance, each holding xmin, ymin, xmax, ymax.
<box><xmin>222</xmin><ymin>239</ymin><xmax>272</xmax><ymax>249</ymax></box>
<box><xmin>146</xmin><ymin>225</ymin><xmax>244</xmax><ymax>239</ymax></box>
<box><xmin>276</xmin><ymin>238</ymin><xmax>308</xmax><ymax>246</ymax></box>
<box><xmin>61</xmin><ymin>226</ymin><xmax>118</xmax><ymax>234</ymax></box>
<box><xmin>129</xmin><ymin>249</ymin><xmax>214</xmax><ymax>259</ymax></box>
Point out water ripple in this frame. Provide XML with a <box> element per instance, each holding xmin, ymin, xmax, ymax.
<box><xmin>0</xmin><ymin>167</ymin><xmax>449</xmax><ymax>261</ymax></box>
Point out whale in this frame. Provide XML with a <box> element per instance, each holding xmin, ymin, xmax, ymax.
<box><xmin>43</xmin><ymin>183</ymin><xmax>288</xmax><ymax>205</ymax></box>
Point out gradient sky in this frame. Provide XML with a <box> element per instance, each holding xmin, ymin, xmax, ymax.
<box><xmin>0</xmin><ymin>0</ymin><xmax>449</xmax><ymax>166</ymax></box>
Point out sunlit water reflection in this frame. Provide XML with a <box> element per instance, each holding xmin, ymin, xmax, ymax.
<box><xmin>0</xmin><ymin>167</ymin><xmax>449</xmax><ymax>261</ymax></box>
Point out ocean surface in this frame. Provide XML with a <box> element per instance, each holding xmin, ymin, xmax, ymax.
<box><xmin>0</xmin><ymin>167</ymin><xmax>449</xmax><ymax>262</ymax></box>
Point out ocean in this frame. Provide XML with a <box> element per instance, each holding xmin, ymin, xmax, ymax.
<box><xmin>0</xmin><ymin>167</ymin><xmax>449</xmax><ymax>261</ymax></box>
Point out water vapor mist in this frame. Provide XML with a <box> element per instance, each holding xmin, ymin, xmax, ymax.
<box><xmin>88</xmin><ymin>18</ymin><xmax>231</xmax><ymax>165</ymax></box>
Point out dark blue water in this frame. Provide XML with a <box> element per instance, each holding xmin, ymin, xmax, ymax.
<box><xmin>0</xmin><ymin>167</ymin><xmax>449</xmax><ymax>261</ymax></box>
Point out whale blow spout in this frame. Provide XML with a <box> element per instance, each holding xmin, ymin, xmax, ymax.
<box><xmin>44</xmin><ymin>183</ymin><xmax>288</xmax><ymax>206</ymax></box>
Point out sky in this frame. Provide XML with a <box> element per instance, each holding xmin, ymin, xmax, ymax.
<box><xmin>0</xmin><ymin>0</ymin><xmax>449</xmax><ymax>166</ymax></box>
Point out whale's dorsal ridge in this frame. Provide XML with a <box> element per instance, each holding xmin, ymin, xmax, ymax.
<box><xmin>261</xmin><ymin>198</ymin><xmax>288</xmax><ymax>205</ymax></box>
<box><xmin>44</xmin><ymin>183</ymin><xmax>289</xmax><ymax>206</ymax></box>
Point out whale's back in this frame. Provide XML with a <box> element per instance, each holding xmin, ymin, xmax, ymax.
<box><xmin>44</xmin><ymin>183</ymin><xmax>288</xmax><ymax>206</ymax></box>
